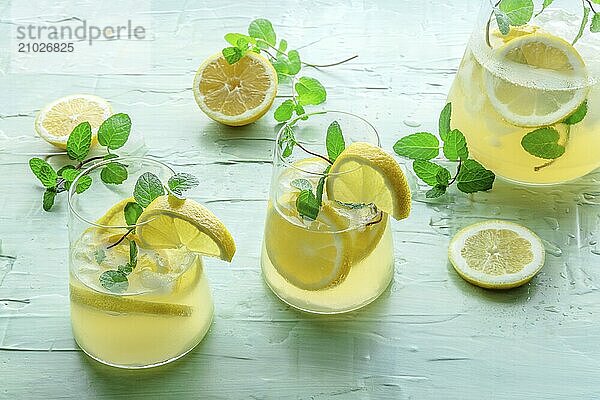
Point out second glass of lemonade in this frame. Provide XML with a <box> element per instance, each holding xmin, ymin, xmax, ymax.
<box><xmin>448</xmin><ymin>0</ymin><xmax>599</xmax><ymax>185</ymax></box>
<box><xmin>68</xmin><ymin>157</ymin><xmax>234</xmax><ymax>368</ymax></box>
<box><xmin>261</xmin><ymin>112</ymin><xmax>403</xmax><ymax>314</ymax></box>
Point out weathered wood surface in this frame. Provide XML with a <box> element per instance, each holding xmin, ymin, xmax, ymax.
<box><xmin>1</xmin><ymin>1</ymin><xmax>600</xmax><ymax>398</ymax></box>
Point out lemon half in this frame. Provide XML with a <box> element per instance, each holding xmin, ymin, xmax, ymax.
<box><xmin>485</xmin><ymin>33</ymin><xmax>588</xmax><ymax>127</ymax></box>
<box><xmin>448</xmin><ymin>220</ymin><xmax>545</xmax><ymax>289</ymax></box>
<box><xmin>35</xmin><ymin>94</ymin><xmax>112</xmax><ymax>149</ymax></box>
<box><xmin>193</xmin><ymin>52</ymin><xmax>277</xmax><ymax>126</ymax></box>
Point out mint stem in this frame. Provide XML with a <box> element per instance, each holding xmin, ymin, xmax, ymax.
<box><xmin>262</xmin><ymin>42</ymin><xmax>357</xmax><ymax>68</ymax></box>
<box><xmin>448</xmin><ymin>159</ymin><xmax>462</xmax><ymax>185</ymax></box>
<box><xmin>486</xmin><ymin>0</ymin><xmax>502</xmax><ymax>48</ymax></box>
<box><xmin>585</xmin><ymin>0</ymin><xmax>597</xmax><ymax>13</ymax></box>
<box><xmin>106</xmin><ymin>227</ymin><xmax>135</xmax><ymax>250</ymax></box>
<box><xmin>294</xmin><ymin>141</ymin><xmax>333</xmax><ymax>165</ymax></box>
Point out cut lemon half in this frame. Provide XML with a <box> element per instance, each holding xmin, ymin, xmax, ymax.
<box><xmin>448</xmin><ymin>220</ymin><xmax>545</xmax><ymax>290</ymax></box>
<box><xmin>136</xmin><ymin>196</ymin><xmax>236</xmax><ymax>262</ymax></box>
<box><xmin>193</xmin><ymin>52</ymin><xmax>277</xmax><ymax>126</ymax></box>
<box><xmin>264</xmin><ymin>199</ymin><xmax>352</xmax><ymax>291</ymax></box>
<box><xmin>485</xmin><ymin>33</ymin><xmax>588</xmax><ymax>127</ymax></box>
<box><xmin>35</xmin><ymin>94</ymin><xmax>112</xmax><ymax>149</ymax></box>
<box><xmin>326</xmin><ymin>142</ymin><xmax>411</xmax><ymax>221</ymax></box>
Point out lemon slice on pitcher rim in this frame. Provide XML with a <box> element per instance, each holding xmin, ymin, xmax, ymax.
<box><xmin>448</xmin><ymin>220</ymin><xmax>545</xmax><ymax>290</ymax></box>
<box><xmin>136</xmin><ymin>196</ymin><xmax>236</xmax><ymax>262</ymax></box>
<box><xmin>35</xmin><ymin>94</ymin><xmax>112</xmax><ymax>149</ymax></box>
<box><xmin>193</xmin><ymin>52</ymin><xmax>277</xmax><ymax>126</ymax></box>
<box><xmin>326</xmin><ymin>142</ymin><xmax>411</xmax><ymax>221</ymax></box>
<box><xmin>485</xmin><ymin>33</ymin><xmax>588</xmax><ymax>127</ymax></box>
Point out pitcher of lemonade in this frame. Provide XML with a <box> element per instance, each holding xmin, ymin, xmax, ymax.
<box><xmin>448</xmin><ymin>0</ymin><xmax>599</xmax><ymax>185</ymax></box>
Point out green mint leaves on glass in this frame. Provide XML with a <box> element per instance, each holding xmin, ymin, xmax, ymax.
<box><xmin>29</xmin><ymin>113</ymin><xmax>133</xmax><ymax>211</ymax></box>
<box><xmin>491</xmin><ymin>0</ymin><xmax>600</xmax><ymax>45</ymax></box>
<box><xmin>393</xmin><ymin>103</ymin><xmax>495</xmax><ymax>198</ymax></box>
<box><xmin>221</xmin><ymin>18</ymin><xmax>357</xmax><ymax>123</ymax></box>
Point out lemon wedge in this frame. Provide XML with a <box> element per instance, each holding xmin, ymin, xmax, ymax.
<box><xmin>485</xmin><ymin>33</ymin><xmax>588</xmax><ymax>127</ymax></box>
<box><xmin>326</xmin><ymin>142</ymin><xmax>411</xmax><ymax>221</ymax></box>
<box><xmin>448</xmin><ymin>220</ymin><xmax>545</xmax><ymax>289</ymax></box>
<box><xmin>35</xmin><ymin>94</ymin><xmax>112</xmax><ymax>149</ymax></box>
<box><xmin>193</xmin><ymin>52</ymin><xmax>277</xmax><ymax>126</ymax></box>
<box><xmin>136</xmin><ymin>196</ymin><xmax>236</xmax><ymax>262</ymax></box>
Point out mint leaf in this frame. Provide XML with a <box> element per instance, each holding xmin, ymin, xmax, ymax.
<box><xmin>315</xmin><ymin>166</ymin><xmax>330</xmax><ymax>207</ymax></box>
<box><xmin>278</xmin><ymin>125</ymin><xmax>296</xmax><ymax>158</ymax></box>
<box><xmin>272</xmin><ymin>57</ymin><xmax>290</xmax><ymax>80</ymax></box>
<box><xmin>563</xmin><ymin>100</ymin><xmax>588</xmax><ymax>125</ymax></box>
<box><xmin>499</xmin><ymin>0</ymin><xmax>534</xmax><ymax>26</ymax></box>
<box><xmin>129</xmin><ymin>240</ymin><xmax>138</xmax><ymax>268</ymax></box>
<box><xmin>426</xmin><ymin>185</ymin><xmax>447</xmax><ymax>199</ymax></box>
<box><xmin>439</xmin><ymin>103</ymin><xmax>452</xmax><ymax>141</ymax></box>
<box><xmin>456</xmin><ymin>160</ymin><xmax>495</xmax><ymax>193</ymax></box>
<box><xmin>296</xmin><ymin>189</ymin><xmax>319</xmax><ymax>220</ymax></box>
<box><xmin>495</xmin><ymin>10</ymin><xmax>511</xmax><ymax>35</ymax></box>
<box><xmin>76</xmin><ymin>175</ymin><xmax>92</xmax><ymax>194</ymax></box>
<box><xmin>225</xmin><ymin>33</ymin><xmax>255</xmax><ymax>47</ymax></box>
<box><xmin>573</xmin><ymin>7</ymin><xmax>590</xmax><ymax>45</ymax></box>
<box><xmin>42</xmin><ymin>189</ymin><xmax>56</xmax><ymax>211</ymax></box>
<box><xmin>291</xmin><ymin>178</ymin><xmax>312</xmax><ymax>191</ymax></box>
<box><xmin>326</xmin><ymin>121</ymin><xmax>345</xmax><ymax>162</ymax></box>
<box><xmin>521</xmin><ymin>127</ymin><xmax>565</xmax><ymax>159</ymax></box>
<box><xmin>274</xmin><ymin>100</ymin><xmax>295</xmax><ymax>122</ymax></box>
<box><xmin>393</xmin><ymin>133</ymin><xmax>439</xmax><ymax>160</ymax></box>
<box><xmin>66</xmin><ymin>122</ymin><xmax>92</xmax><ymax>162</ymax></box>
<box><xmin>295</xmin><ymin>77</ymin><xmax>327</xmax><ymax>106</ymax></box>
<box><xmin>592</xmin><ymin>13</ymin><xmax>600</xmax><ymax>33</ymax></box>
<box><xmin>100</xmin><ymin>162</ymin><xmax>128</xmax><ymax>184</ymax></box>
<box><xmin>248</xmin><ymin>19</ymin><xmax>276</xmax><ymax>46</ymax></box>
<box><xmin>98</xmin><ymin>113</ymin><xmax>132</xmax><ymax>150</ymax></box>
<box><xmin>295</xmin><ymin>104</ymin><xmax>306</xmax><ymax>118</ymax></box>
<box><xmin>287</xmin><ymin>50</ymin><xmax>301</xmax><ymax>75</ymax></box>
<box><xmin>103</xmin><ymin>153</ymin><xmax>119</xmax><ymax>160</ymax></box>
<box><xmin>124</xmin><ymin>202</ymin><xmax>143</xmax><ymax>226</ymax></box>
<box><xmin>278</xmin><ymin>39</ymin><xmax>288</xmax><ymax>53</ymax></box>
<box><xmin>413</xmin><ymin>160</ymin><xmax>451</xmax><ymax>186</ymax></box>
<box><xmin>443</xmin><ymin>129</ymin><xmax>469</xmax><ymax>161</ymax></box>
<box><xmin>118</xmin><ymin>264</ymin><xmax>133</xmax><ymax>275</ymax></box>
<box><xmin>99</xmin><ymin>270</ymin><xmax>128</xmax><ymax>293</ymax></box>
<box><xmin>94</xmin><ymin>249</ymin><xmax>106</xmax><ymax>264</ymax></box>
<box><xmin>436</xmin><ymin>169</ymin><xmax>450</xmax><ymax>186</ymax></box>
<box><xmin>134</xmin><ymin>172</ymin><xmax>165</xmax><ymax>208</ymax></box>
<box><xmin>222</xmin><ymin>46</ymin><xmax>244</xmax><ymax>64</ymax></box>
<box><xmin>61</xmin><ymin>168</ymin><xmax>79</xmax><ymax>182</ymax></box>
<box><xmin>57</xmin><ymin>165</ymin><xmax>76</xmax><ymax>177</ymax></box>
<box><xmin>29</xmin><ymin>158</ymin><xmax>57</xmax><ymax>188</ymax></box>
<box><xmin>168</xmin><ymin>173</ymin><xmax>199</xmax><ymax>197</ymax></box>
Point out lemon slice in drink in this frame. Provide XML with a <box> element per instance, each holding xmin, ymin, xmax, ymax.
<box><xmin>485</xmin><ymin>33</ymin><xmax>588</xmax><ymax>127</ymax></box>
<box><xmin>35</xmin><ymin>94</ymin><xmax>112</xmax><ymax>149</ymax></box>
<box><xmin>326</xmin><ymin>142</ymin><xmax>411</xmax><ymax>221</ymax></box>
<box><xmin>193</xmin><ymin>52</ymin><xmax>277</xmax><ymax>126</ymax></box>
<box><xmin>265</xmin><ymin>199</ymin><xmax>352</xmax><ymax>291</ymax></box>
<box><xmin>448</xmin><ymin>220</ymin><xmax>545</xmax><ymax>290</ymax></box>
<box><xmin>136</xmin><ymin>196</ymin><xmax>236</xmax><ymax>262</ymax></box>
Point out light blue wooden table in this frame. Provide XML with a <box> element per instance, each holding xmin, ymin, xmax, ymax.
<box><xmin>1</xmin><ymin>1</ymin><xmax>600</xmax><ymax>398</ymax></box>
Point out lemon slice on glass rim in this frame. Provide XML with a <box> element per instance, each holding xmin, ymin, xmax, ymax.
<box><xmin>193</xmin><ymin>52</ymin><xmax>277</xmax><ymax>126</ymax></box>
<box><xmin>484</xmin><ymin>32</ymin><xmax>589</xmax><ymax>127</ymax></box>
<box><xmin>448</xmin><ymin>220</ymin><xmax>546</xmax><ymax>289</ymax></box>
<box><xmin>35</xmin><ymin>94</ymin><xmax>112</xmax><ymax>149</ymax></box>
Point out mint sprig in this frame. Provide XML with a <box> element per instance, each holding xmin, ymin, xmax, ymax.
<box><xmin>29</xmin><ymin>113</ymin><xmax>133</xmax><ymax>211</ymax></box>
<box><xmin>101</xmin><ymin>171</ymin><xmax>199</xmax><ymax>291</ymax></box>
<box><xmin>221</xmin><ymin>18</ymin><xmax>358</xmax><ymax>123</ymax></box>
<box><xmin>393</xmin><ymin>103</ymin><xmax>495</xmax><ymax>198</ymax></box>
<box><xmin>489</xmin><ymin>0</ymin><xmax>600</xmax><ymax>45</ymax></box>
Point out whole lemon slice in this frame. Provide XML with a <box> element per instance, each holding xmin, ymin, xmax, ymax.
<box><xmin>485</xmin><ymin>33</ymin><xmax>588</xmax><ymax>127</ymax></box>
<box><xmin>193</xmin><ymin>52</ymin><xmax>277</xmax><ymax>126</ymax></box>
<box><xmin>326</xmin><ymin>142</ymin><xmax>411</xmax><ymax>221</ymax></box>
<box><xmin>136</xmin><ymin>196</ymin><xmax>236</xmax><ymax>262</ymax></box>
<box><xmin>448</xmin><ymin>220</ymin><xmax>545</xmax><ymax>290</ymax></box>
<box><xmin>35</xmin><ymin>94</ymin><xmax>112</xmax><ymax>149</ymax></box>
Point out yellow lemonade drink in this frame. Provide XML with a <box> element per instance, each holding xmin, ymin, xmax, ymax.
<box><xmin>261</xmin><ymin>171</ymin><xmax>395</xmax><ymax>313</ymax></box>
<box><xmin>70</xmin><ymin>229</ymin><xmax>213</xmax><ymax>368</ymax></box>
<box><xmin>448</xmin><ymin>9</ymin><xmax>600</xmax><ymax>185</ymax></box>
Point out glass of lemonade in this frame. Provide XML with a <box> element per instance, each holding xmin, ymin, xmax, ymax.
<box><xmin>448</xmin><ymin>0</ymin><xmax>599</xmax><ymax>185</ymax></box>
<box><xmin>68</xmin><ymin>157</ymin><xmax>233</xmax><ymax>368</ymax></box>
<box><xmin>262</xmin><ymin>111</ymin><xmax>410</xmax><ymax>314</ymax></box>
